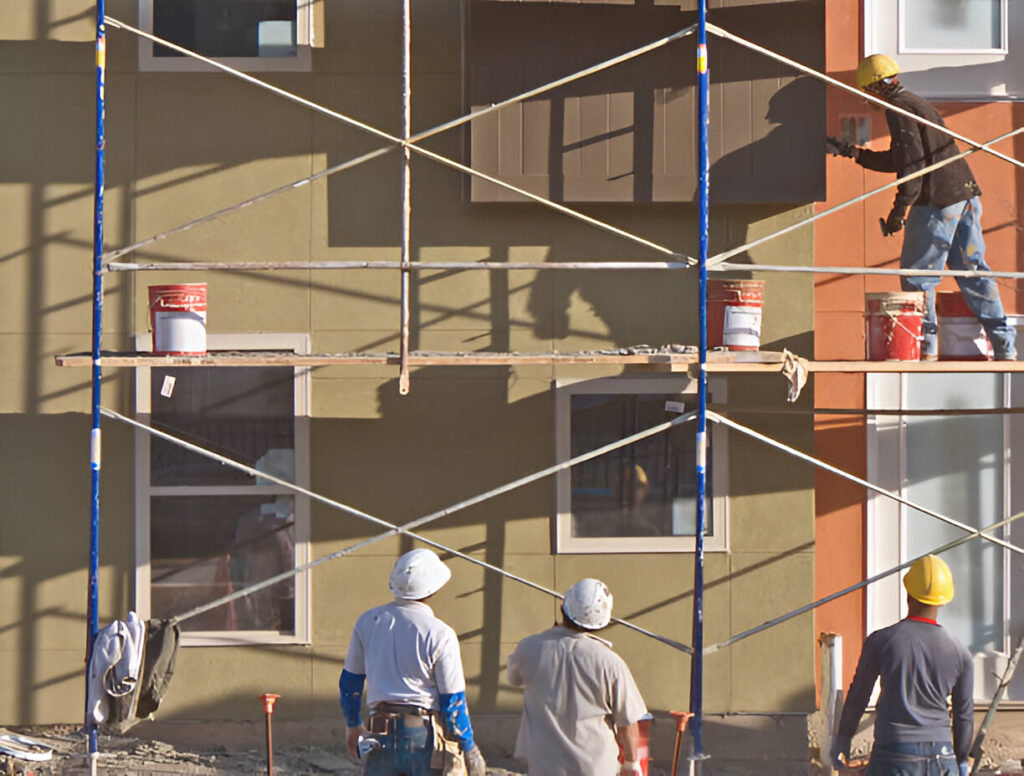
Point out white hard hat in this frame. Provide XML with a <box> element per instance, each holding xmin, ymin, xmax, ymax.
<box><xmin>389</xmin><ymin>549</ymin><xmax>452</xmax><ymax>600</ymax></box>
<box><xmin>562</xmin><ymin>578</ymin><xmax>614</xmax><ymax>630</ymax></box>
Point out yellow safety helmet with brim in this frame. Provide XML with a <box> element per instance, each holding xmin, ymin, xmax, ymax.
<box><xmin>903</xmin><ymin>554</ymin><xmax>954</xmax><ymax>606</ymax></box>
<box><xmin>857</xmin><ymin>54</ymin><xmax>900</xmax><ymax>89</ymax></box>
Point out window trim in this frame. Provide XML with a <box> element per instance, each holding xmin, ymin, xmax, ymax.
<box><xmin>137</xmin><ymin>0</ymin><xmax>314</xmax><ymax>73</ymax></box>
<box><xmin>134</xmin><ymin>332</ymin><xmax>312</xmax><ymax>647</ymax></box>
<box><xmin>554</xmin><ymin>375</ymin><xmax>729</xmax><ymax>554</ymax></box>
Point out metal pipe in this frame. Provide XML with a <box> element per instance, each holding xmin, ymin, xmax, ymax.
<box><xmin>260</xmin><ymin>694</ymin><xmax>280</xmax><ymax>776</ymax></box>
<box><xmin>704</xmin><ymin>509</ymin><xmax>1024</xmax><ymax>654</ymax></box>
<box><xmin>101</xmin><ymin>406</ymin><xmax>697</xmax><ymax>654</ymax></box>
<box><xmin>708</xmin><ymin>411</ymin><xmax>1024</xmax><ymax>557</ymax></box>
<box><xmin>969</xmin><ymin>637</ymin><xmax>1024</xmax><ymax>775</ymax></box>
<box><xmin>86</xmin><ymin>1</ymin><xmax>106</xmax><ymax>770</ymax></box>
<box><xmin>103</xmin><ymin>17</ymin><xmax>687</xmax><ymax>263</ymax></box>
<box><xmin>689</xmin><ymin>0</ymin><xmax>709</xmax><ymax>762</ymax></box>
<box><xmin>706</xmin><ymin>22</ymin><xmax>1024</xmax><ymax>171</ymax></box>
<box><xmin>399</xmin><ymin>0</ymin><xmax>412</xmax><ymax>395</ymax></box>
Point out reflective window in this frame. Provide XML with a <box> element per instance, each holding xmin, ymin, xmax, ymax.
<box><xmin>902</xmin><ymin>0</ymin><xmax>1003</xmax><ymax>52</ymax></box>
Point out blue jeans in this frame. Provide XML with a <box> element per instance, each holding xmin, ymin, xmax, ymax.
<box><xmin>867</xmin><ymin>742</ymin><xmax>959</xmax><ymax>776</ymax></box>
<box><xmin>363</xmin><ymin>718</ymin><xmax>439</xmax><ymax>776</ymax></box>
<box><xmin>900</xmin><ymin>197</ymin><xmax>1016</xmax><ymax>358</ymax></box>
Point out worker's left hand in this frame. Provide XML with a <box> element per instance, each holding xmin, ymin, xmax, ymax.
<box><xmin>620</xmin><ymin>761</ymin><xmax>643</xmax><ymax>775</ymax></box>
<box><xmin>464</xmin><ymin>744</ymin><xmax>487</xmax><ymax>776</ymax></box>
<box><xmin>885</xmin><ymin>205</ymin><xmax>906</xmax><ymax>235</ymax></box>
<box><xmin>346</xmin><ymin>725</ymin><xmax>367</xmax><ymax>760</ymax></box>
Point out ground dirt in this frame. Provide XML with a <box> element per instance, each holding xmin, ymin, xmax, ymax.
<box><xmin>2</xmin><ymin>726</ymin><xmax>1021</xmax><ymax>776</ymax></box>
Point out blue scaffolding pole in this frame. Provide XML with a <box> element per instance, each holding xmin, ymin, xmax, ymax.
<box><xmin>86</xmin><ymin>0</ymin><xmax>106</xmax><ymax>769</ymax></box>
<box><xmin>689</xmin><ymin>0</ymin><xmax>710</xmax><ymax>765</ymax></box>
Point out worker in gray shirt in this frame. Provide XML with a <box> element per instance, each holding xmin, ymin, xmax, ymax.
<box><xmin>832</xmin><ymin>555</ymin><xmax>973</xmax><ymax>776</ymax></box>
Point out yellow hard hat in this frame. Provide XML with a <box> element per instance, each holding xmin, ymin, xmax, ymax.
<box><xmin>857</xmin><ymin>54</ymin><xmax>900</xmax><ymax>89</ymax></box>
<box><xmin>903</xmin><ymin>555</ymin><xmax>954</xmax><ymax>606</ymax></box>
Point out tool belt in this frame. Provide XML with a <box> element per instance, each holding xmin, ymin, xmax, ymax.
<box><xmin>429</xmin><ymin>714</ymin><xmax>467</xmax><ymax>776</ymax></box>
<box><xmin>368</xmin><ymin>704</ymin><xmax>431</xmax><ymax>733</ymax></box>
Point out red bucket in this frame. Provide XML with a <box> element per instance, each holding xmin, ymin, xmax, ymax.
<box><xmin>618</xmin><ymin>714</ymin><xmax>653</xmax><ymax>775</ymax></box>
<box><xmin>865</xmin><ymin>292</ymin><xmax>924</xmax><ymax>361</ymax></box>
<box><xmin>149</xmin><ymin>283</ymin><xmax>208</xmax><ymax>355</ymax></box>
<box><xmin>937</xmin><ymin>291</ymin><xmax>991</xmax><ymax>361</ymax></box>
<box><xmin>707</xmin><ymin>279</ymin><xmax>764</xmax><ymax>351</ymax></box>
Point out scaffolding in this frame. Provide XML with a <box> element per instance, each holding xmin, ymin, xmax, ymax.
<box><xmin>62</xmin><ymin>0</ymin><xmax>1024</xmax><ymax>771</ymax></box>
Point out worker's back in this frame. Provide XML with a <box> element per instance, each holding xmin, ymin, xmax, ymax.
<box><xmin>862</xmin><ymin>618</ymin><xmax>972</xmax><ymax>744</ymax></box>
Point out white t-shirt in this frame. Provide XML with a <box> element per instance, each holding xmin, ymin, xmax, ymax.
<box><xmin>345</xmin><ymin>599</ymin><xmax>466</xmax><ymax>710</ymax></box>
<box><xmin>507</xmin><ymin>625</ymin><xmax>648</xmax><ymax>776</ymax></box>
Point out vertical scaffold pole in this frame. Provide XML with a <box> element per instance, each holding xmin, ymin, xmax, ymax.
<box><xmin>689</xmin><ymin>0</ymin><xmax>709</xmax><ymax>765</ymax></box>
<box><xmin>87</xmin><ymin>0</ymin><xmax>106</xmax><ymax>771</ymax></box>
<box><xmin>398</xmin><ymin>0</ymin><xmax>412</xmax><ymax>395</ymax></box>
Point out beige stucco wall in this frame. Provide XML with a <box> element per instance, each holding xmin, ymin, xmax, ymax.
<box><xmin>0</xmin><ymin>0</ymin><xmax>815</xmax><ymax>728</ymax></box>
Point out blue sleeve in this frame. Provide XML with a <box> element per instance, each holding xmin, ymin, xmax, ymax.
<box><xmin>439</xmin><ymin>691</ymin><xmax>475</xmax><ymax>751</ymax></box>
<box><xmin>339</xmin><ymin>669</ymin><xmax>365</xmax><ymax>728</ymax></box>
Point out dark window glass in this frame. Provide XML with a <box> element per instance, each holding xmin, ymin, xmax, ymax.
<box><xmin>153</xmin><ymin>0</ymin><xmax>297</xmax><ymax>58</ymax></box>
<box><xmin>570</xmin><ymin>394</ymin><xmax>711</xmax><ymax>538</ymax></box>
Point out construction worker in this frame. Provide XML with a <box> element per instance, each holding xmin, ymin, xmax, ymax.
<box><xmin>828</xmin><ymin>53</ymin><xmax>1016</xmax><ymax>361</ymax></box>
<box><xmin>507</xmin><ymin>578</ymin><xmax>648</xmax><ymax>776</ymax></box>
<box><xmin>831</xmin><ymin>555</ymin><xmax>973</xmax><ymax>776</ymax></box>
<box><xmin>339</xmin><ymin>548</ymin><xmax>487</xmax><ymax>776</ymax></box>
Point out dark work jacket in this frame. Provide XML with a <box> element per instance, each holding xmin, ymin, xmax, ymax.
<box><xmin>857</xmin><ymin>88</ymin><xmax>982</xmax><ymax>210</ymax></box>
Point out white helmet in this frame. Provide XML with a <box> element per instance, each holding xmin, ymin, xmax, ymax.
<box><xmin>562</xmin><ymin>578</ymin><xmax>614</xmax><ymax>630</ymax></box>
<box><xmin>389</xmin><ymin>549</ymin><xmax>452</xmax><ymax>600</ymax></box>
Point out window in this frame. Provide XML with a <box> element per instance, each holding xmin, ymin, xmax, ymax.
<box><xmin>864</xmin><ymin>0</ymin><xmax>1023</xmax><ymax>99</ymax></box>
<box><xmin>138</xmin><ymin>0</ymin><xmax>315</xmax><ymax>72</ymax></box>
<box><xmin>867</xmin><ymin>373</ymin><xmax>1024</xmax><ymax>700</ymax></box>
<box><xmin>555</xmin><ymin>376</ymin><xmax>728</xmax><ymax>553</ymax></box>
<box><xmin>135</xmin><ymin>333</ymin><xmax>311</xmax><ymax>646</ymax></box>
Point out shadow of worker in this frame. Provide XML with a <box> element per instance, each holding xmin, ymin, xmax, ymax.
<box><xmin>705</xmin><ymin>76</ymin><xmax>826</xmax><ymax>206</ymax></box>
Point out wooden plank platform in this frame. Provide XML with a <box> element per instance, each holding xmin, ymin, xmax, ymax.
<box><xmin>53</xmin><ymin>351</ymin><xmax>1024</xmax><ymax>372</ymax></box>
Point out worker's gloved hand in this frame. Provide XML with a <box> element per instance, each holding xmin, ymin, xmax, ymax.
<box><xmin>959</xmin><ymin>762</ymin><xmax>969</xmax><ymax>776</ymax></box>
<box><xmin>885</xmin><ymin>205</ymin><xmax>907</xmax><ymax>236</ymax></box>
<box><xmin>620</xmin><ymin>760</ymin><xmax>644</xmax><ymax>775</ymax></box>
<box><xmin>346</xmin><ymin>724</ymin><xmax>367</xmax><ymax>760</ymax></box>
<box><xmin>464</xmin><ymin>744</ymin><xmax>487</xmax><ymax>776</ymax></box>
<box><xmin>826</xmin><ymin>136</ymin><xmax>860</xmax><ymax>160</ymax></box>
<box><xmin>830</xmin><ymin>735</ymin><xmax>851</xmax><ymax>769</ymax></box>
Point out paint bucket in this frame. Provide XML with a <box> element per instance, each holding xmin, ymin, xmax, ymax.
<box><xmin>937</xmin><ymin>291</ymin><xmax>991</xmax><ymax>361</ymax></box>
<box><xmin>618</xmin><ymin>714</ymin><xmax>653</xmax><ymax>775</ymax></box>
<box><xmin>707</xmin><ymin>279</ymin><xmax>764</xmax><ymax>351</ymax></box>
<box><xmin>865</xmin><ymin>292</ymin><xmax>924</xmax><ymax>361</ymax></box>
<box><xmin>148</xmin><ymin>283</ymin><xmax>207</xmax><ymax>355</ymax></box>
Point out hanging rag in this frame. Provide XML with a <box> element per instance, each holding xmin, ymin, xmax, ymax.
<box><xmin>781</xmin><ymin>348</ymin><xmax>809</xmax><ymax>403</ymax></box>
<box><xmin>86</xmin><ymin>612</ymin><xmax>146</xmax><ymax>724</ymax></box>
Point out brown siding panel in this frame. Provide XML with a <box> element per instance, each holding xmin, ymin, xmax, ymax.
<box><xmin>468</xmin><ymin>0</ymin><xmax>824</xmax><ymax>203</ymax></box>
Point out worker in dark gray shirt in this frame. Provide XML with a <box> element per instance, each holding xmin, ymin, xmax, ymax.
<box><xmin>832</xmin><ymin>554</ymin><xmax>973</xmax><ymax>776</ymax></box>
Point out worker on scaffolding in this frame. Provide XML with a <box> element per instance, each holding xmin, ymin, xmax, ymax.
<box><xmin>507</xmin><ymin>578</ymin><xmax>648</xmax><ymax>776</ymax></box>
<box><xmin>339</xmin><ymin>549</ymin><xmax>487</xmax><ymax>776</ymax></box>
<box><xmin>829</xmin><ymin>53</ymin><xmax>1017</xmax><ymax>361</ymax></box>
<box><xmin>831</xmin><ymin>555</ymin><xmax>973</xmax><ymax>776</ymax></box>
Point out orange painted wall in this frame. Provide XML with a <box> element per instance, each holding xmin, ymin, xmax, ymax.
<box><xmin>814</xmin><ymin>1</ymin><xmax>1023</xmax><ymax>699</ymax></box>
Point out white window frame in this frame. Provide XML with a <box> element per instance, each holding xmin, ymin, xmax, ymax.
<box><xmin>864</xmin><ymin>0</ymin><xmax>1022</xmax><ymax>100</ymax></box>
<box><xmin>554</xmin><ymin>376</ymin><xmax>728</xmax><ymax>554</ymax></box>
<box><xmin>134</xmin><ymin>332</ymin><xmax>312</xmax><ymax>646</ymax></box>
<box><xmin>865</xmin><ymin>372</ymin><xmax>1020</xmax><ymax>701</ymax></box>
<box><xmin>138</xmin><ymin>0</ymin><xmax>314</xmax><ymax>73</ymax></box>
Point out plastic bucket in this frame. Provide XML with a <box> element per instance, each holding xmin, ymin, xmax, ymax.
<box><xmin>618</xmin><ymin>714</ymin><xmax>653</xmax><ymax>775</ymax></box>
<box><xmin>148</xmin><ymin>283</ymin><xmax>207</xmax><ymax>355</ymax></box>
<box><xmin>937</xmin><ymin>291</ymin><xmax>991</xmax><ymax>361</ymax></box>
<box><xmin>865</xmin><ymin>292</ymin><xmax>924</xmax><ymax>361</ymax></box>
<box><xmin>707</xmin><ymin>279</ymin><xmax>764</xmax><ymax>351</ymax></box>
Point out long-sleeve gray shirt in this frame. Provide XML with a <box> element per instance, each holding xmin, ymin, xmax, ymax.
<box><xmin>838</xmin><ymin>617</ymin><xmax>974</xmax><ymax>762</ymax></box>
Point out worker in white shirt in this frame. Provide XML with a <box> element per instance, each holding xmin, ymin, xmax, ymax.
<box><xmin>507</xmin><ymin>578</ymin><xmax>648</xmax><ymax>776</ymax></box>
<box><xmin>339</xmin><ymin>549</ymin><xmax>486</xmax><ymax>776</ymax></box>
